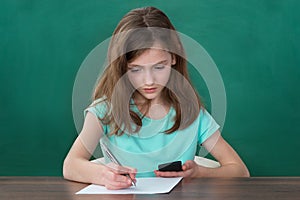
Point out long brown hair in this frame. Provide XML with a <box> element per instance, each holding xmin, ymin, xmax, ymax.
<box><xmin>92</xmin><ymin>7</ymin><xmax>202</xmax><ymax>136</ymax></box>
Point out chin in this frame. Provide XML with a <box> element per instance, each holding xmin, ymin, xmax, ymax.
<box><xmin>141</xmin><ymin>93</ymin><xmax>158</xmax><ymax>100</ymax></box>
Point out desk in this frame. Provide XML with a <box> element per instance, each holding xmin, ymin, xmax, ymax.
<box><xmin>1</xmin><ymin>177</ymin><xmax>300</xmax><ymax>200</ymax></box>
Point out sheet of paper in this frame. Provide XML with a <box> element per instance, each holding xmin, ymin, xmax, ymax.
<box><xmin>76</xmin><ymin>177</ymin><xmax>183</xmax><ymax>194</ymax></box>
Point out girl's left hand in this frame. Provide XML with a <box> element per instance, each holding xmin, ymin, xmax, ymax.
<box><xmin>154</xmin><ymin>160</ymin><xmax>200</xmax><ymax>178</ymax></box>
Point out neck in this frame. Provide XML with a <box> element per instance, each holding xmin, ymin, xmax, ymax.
<box><xmin>132</xmin><ymin>94</ymin><xmax>170</xmax><ymax>119</ymax></box>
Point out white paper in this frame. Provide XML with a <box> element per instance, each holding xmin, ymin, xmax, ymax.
<box><xmin>76</xmin><ymin>177</ymin><xmax>182</xmax><ymax>194</ymax></box>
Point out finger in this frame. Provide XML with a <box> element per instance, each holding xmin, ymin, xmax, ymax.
<box><xmin>128</xmin><ymin>172</ymin><xmax>136</xmax><ymax>180</ymax></box>
<box><xmin>119</xmin><ymin>165</ymin><xmax>137</xmax><ymax>174</ymax></box>
<box><xmin>105</xmin><ymin>180</ymin><xmax>132</xmax><ymax>190</ymax></box>
<box><xmin>154</xmin><ymin>170</ymin><xmax>185</xmax><ymax>177</ymax></box>
<box><xmin>107</xmin><ymin>171</ymin><xmax>133</xmax><ymax>183</ymax></box>
<box><xmin>104</xmin><ymin>172</ymin><xmax>133</xmax><ymax>189</ymax></box>
<box><xmin>104</xmin><ymin>163</ymin><xmax>136</xmax><ymax>186</ymax></box>
<box><xmin>124</xmin><ymin>166</ymin><xmax>137</xmax><ymax>174</ymax></box>
<box><xmin>182</xmin><ymin>160</ymin><xmax>195</xmax><ymax>171</ymax></box>
<box><xmin>106</xmin><ymin>163</ymin><xmax>136</xmax><ymax>174</ymax></box>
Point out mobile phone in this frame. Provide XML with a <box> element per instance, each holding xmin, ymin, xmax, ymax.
<box><xmin>158</xmin><ymin>161</ymin><xmax>183</xmax><ymax>172</ymax></box>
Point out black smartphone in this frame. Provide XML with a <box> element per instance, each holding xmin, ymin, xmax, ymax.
<box><xmin>158</xmin><ymin>161</ymin><xmax>183</xmax><ymax>172</ymax></box>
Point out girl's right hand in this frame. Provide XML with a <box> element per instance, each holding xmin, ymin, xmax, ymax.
<box><xmin>101</xmin><ymin>163</ymin><xmax>137</xmax><ymax>190</ymax></box>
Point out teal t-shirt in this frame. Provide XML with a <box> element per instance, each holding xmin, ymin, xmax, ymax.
<box><xmin>85</xmin><ymin>99</ymin><xmax>220</xmax><ymax>177</ymax></box>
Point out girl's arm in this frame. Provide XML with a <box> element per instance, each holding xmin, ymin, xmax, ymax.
<box><xmin>155</xmin><ymin>130</ymin><xmax>250</xmax><ymax>178</ymax></box>
<box><xmin>63</xmin><ymin>112</ymin><xmax>136</xmax><ymax>189</ymax></box>
<box><xmin>195</xmin><ymin>130</ymin><xmax>250</xmax><ymax>177</ymax></box>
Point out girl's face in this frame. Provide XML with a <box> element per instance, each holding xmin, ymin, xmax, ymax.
<box><xmin>127</xmin><ymin>48</ymin><xmax>175</xmax><ymax>104</ymax></box>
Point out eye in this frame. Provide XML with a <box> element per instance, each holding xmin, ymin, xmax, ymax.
<box><xmin>153</xmin><ymin>64</ymin><xmax>165</xmax><ymax>70</ymax></box>
<box><xmin>129</xmin><ymin>66</ymin><xmax>142</xmax><ymax>73</ymax></box>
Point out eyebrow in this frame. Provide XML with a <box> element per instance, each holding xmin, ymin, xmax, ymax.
<box><xmin>128</xmin><ymin>60</ymin><xmax>168</xmax><ymax>68</ymax></box>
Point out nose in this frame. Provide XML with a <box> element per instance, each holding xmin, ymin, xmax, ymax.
<box><xmin>144</xmin><ymin>69</ymin><xmax>154</xmax><ymax>86</ymax></box>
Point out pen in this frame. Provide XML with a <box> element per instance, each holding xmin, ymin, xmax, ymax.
<box><xmin>101</xmin><ymin>142</ymin><xmax>136</xmax><ymax>186</ymax></box>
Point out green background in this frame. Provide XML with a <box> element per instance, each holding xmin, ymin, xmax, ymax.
<box><xmin>1</xmin><ymin>0</ymin><xmax>299</xmax><ymax>176</ymax></box>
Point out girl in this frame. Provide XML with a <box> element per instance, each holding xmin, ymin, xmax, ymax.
<box><xmin>63</xmin><ymin>6</ymin><xmax>249</xmax><ymax>190</ymax></box>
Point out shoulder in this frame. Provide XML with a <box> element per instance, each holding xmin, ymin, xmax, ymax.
<box><xmin>197</xmin><ymin>108</ymin><xmax>217</xmax><ymax>122</ymax></box>
<box><xmin>197</xmin><ymin>108</ymin><xmax>220</xmax><ymax>143</ymax></box>
<box><xmin>84</xmin><ymin>97</ymin><xmax>111</xmax><ymax>118</ymax></box>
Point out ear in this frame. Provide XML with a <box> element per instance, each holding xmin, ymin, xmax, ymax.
<box><xmin>171</xmin><ymin>54</ymin><xmax>176</xmax><ymax>65</ymax></box>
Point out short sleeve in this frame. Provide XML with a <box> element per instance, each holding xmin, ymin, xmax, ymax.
<box><xmin>197</xmin><ymin>109</ymin><xmax>220</xmax><ymax>144</ymax></box>
<box><xmin>84</xmin><ymin>98</ymin><xmax>110</xmax><ymax>134</ymax></box>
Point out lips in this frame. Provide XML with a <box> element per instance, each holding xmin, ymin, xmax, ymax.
<box><xmin>143</xmin><ymin>87</ymin><xmax>157</xmax><ymax>94</ymax></box>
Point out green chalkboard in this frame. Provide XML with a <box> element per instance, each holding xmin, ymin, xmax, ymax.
<box><xmin>1</xmin><ymin>0</ymin><xmax>299</xmax><ymax>176</ymax></box>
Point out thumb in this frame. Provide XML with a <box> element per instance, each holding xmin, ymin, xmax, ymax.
<box><xmin>182</xmin><ymin>160</ymin><xmax>194</xmax><ymax>171</ymax></box>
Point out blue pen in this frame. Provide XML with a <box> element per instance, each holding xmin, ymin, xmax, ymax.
<box><xmin>101</xmin><ymin>142</ymin><xmax>136</xmax><ymax>186</ymax></box>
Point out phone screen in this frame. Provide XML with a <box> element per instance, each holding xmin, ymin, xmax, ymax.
<box><xmin>158</xmin><ymin>161</ymin><xmax>183</xmax><ymax>172</ymax></box>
